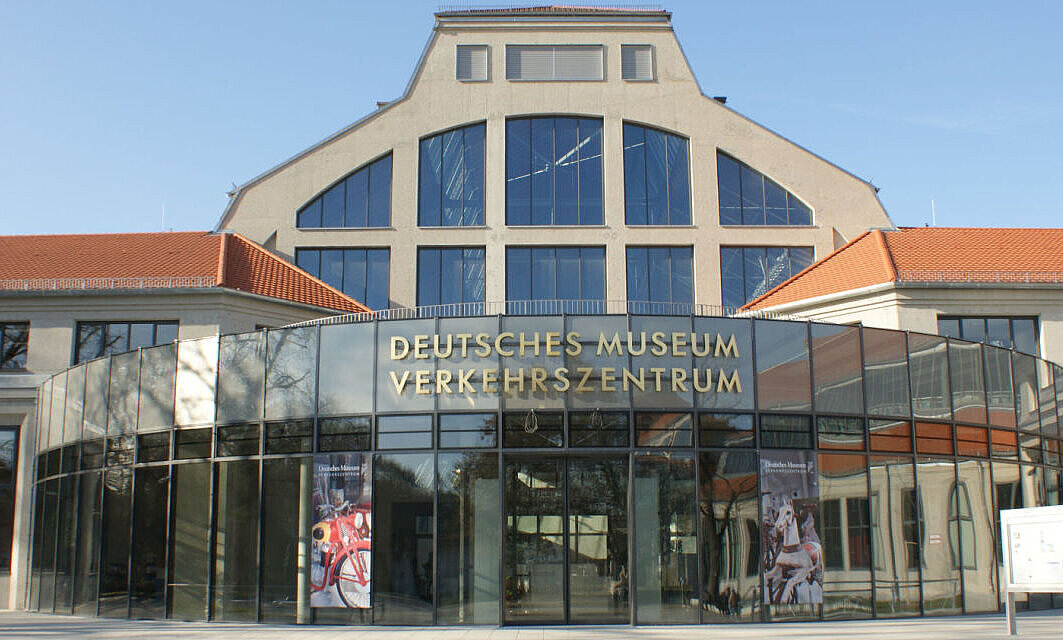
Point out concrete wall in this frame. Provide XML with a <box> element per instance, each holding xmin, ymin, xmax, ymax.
<box><xmin>219</xmin><ymin>13</ymin><xmax>894</xmax><ymax>310</ymax></box>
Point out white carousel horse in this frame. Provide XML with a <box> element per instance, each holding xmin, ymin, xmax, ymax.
<box><xmin>764</xmin><ymin>500</ymin><xmax>822</xmax><ymax>603</ymax></box>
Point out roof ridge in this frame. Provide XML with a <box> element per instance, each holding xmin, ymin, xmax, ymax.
<box><xmin>226</xmin><ymin>232</ymin><xmax>369</xmax><ymax>312</ymax></box>
<box><xmin>741</xmin><ymin>230</ymin><xmax>873</xmax><ymax>311</ymax></box>
<box><xmin>873</xmin><ymin>229</ymin><xmax>898</xmax><ymax>281</ymax></box>
<box><xmin>0</xmin><ymin>230</ymin><xmax>209</xmax><ymax>240</ymax></box>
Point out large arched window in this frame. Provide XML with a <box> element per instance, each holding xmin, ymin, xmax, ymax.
<box><xmin>296</xmin><ymin>154</ymin><xmax>392</xmax><ymax>228</ymax></box>
<box><xmin>505</xmin><ymin>117</ymin><xmax>602</xmax><ymax>225</ymax></box>
<box><xmin>419</xmin><ymin>123</ymin><xmax>485</xmax><ymax>227</ymax></box>
<box><xmin>717</xmin><ymin>152</ymin><xmax>811</xmax><ymax>226</ymax></box>
<box><xmin>623</xmin><ymin>124</ymin><xmax>690</xmax><ymax>225</ymax></box>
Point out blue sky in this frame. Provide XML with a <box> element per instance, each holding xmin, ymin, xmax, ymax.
<box><xmin>2</xmin><ymin>1</ymin><xmax>1060</xmax><ymax>235</ymax></box>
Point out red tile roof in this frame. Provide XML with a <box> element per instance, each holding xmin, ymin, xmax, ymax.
<box><xmin>436</xmin><ymin>5</ymin><xmax>670</xmax><ymax>18</ymax></box>
<box><xmin>0</xmin><ymin>231</ymin><xmax>370</xmax><ymax>313</ymax></box>
<box><xmin>743</xmin><ymin>227</ymin><xmax>1063</xmax><ymax>311</ymax></box>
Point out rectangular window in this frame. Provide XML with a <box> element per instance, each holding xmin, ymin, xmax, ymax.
<box><xmin>419</xmin><ymin>123</ymin><xmax>485</xmax><ymax>226</ymax></box>
<box><xmin>720</xmin><ymin>246</ymin><xmax>814</xmax><ymax>309</ymax></box>
<box><xmin>621</xmin><ymin>44</ymin><xmax>654</xmax><ymax>81</ymax></box>
<box><xmin>623</xmin><ymin>124</ymin><xmax>690</xmax><ymax>225</ymax></box>
<box><xmin>439</xmin><ymin>413</ymin><xmax>497</xmax><ymax>448</ymax></box>
<box><xmin>377</xmin><ymin>414</ymin><xmax>433</xmax><ymax>449</ymax></box>
<box><xmin>0</xmin><ymin>322</ymin><xmax>29</xmax><ymax>369</ymax></box>
<box><xmin>296</xmin><ymin>154</ymin><xmax>392</xmax><ymax>228</ymax></box>
<box><xmin>937</xmin><ymin>315</ymin><xmax>1040</xmax><ymax>356</ymax></box>
<box><xmin>506</xmin><ymin>45</ymin><xmax>603</xmax><ymax>81</ymax></box>
<box><xmin>418</xmin><ymin>247</ymin><xmax>485</xmax><ymax>314</ymax></box>
<box><xmin>626</xmin><ymin>246</ymin><xmax>693</xmax><ymax>314</ymax></box>
<box><xmin>74</xmin><ymin>320</ymin><xmax>177</xmax><ymax>364</ymax></box>
<box><xmin>295</xmin><ymin>247</ymin><xmax>389</xmax><ymax>310</ymax></box>
<box><xmin>505</xmin><ymin>246</ymin><xmax>605</xmax><ymax>314</ymax></box>
<box><xmin>506</xmin><ymin>117</ymin><xmax>603</xmax><ymax>225</ymax></box>
<box><xmin>456</xmin><ymin>44</ymin><xmax>488</xmax><ymax>81</ymax></box>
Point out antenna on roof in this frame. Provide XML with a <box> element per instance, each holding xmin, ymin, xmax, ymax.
<box><xmin>931</xmin><ymin>199</ymin><xmax>936</xmax><ymax>227</ymax></box>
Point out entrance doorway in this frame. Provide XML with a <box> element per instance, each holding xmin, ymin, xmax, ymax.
<box><xmin>502</xmin><ymin>455</ymin><xmax>629</xmax><ymax>624</ymax></box>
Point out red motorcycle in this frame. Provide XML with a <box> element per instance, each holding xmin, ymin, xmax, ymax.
<box><xmin>310</xmin><ymin>502</ymin><xmax>372</xmax><ymax>608</ymax></box>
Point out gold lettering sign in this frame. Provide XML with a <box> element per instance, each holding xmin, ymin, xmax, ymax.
<box><xmin>386</xmin><ymin>330</ymin><xmax>743</xmax><ymax>396</ymax></box>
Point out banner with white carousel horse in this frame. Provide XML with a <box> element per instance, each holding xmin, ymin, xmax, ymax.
<box><xmin>760</xmin><ymin>450</ymin><xmax>823</xmax><ymax>605</ymax></box>
<box><xmin>310</xmin><ymin>453</ymin><xmax>373</xmax><ymax>608</ymax></box>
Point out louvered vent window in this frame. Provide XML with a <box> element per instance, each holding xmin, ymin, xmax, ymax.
<box><xmin>456</xmin><ymin>44</ymin><xmax>488</xmax><ymax>81</ymax></box>
<box><xmin>621</xmin><ymin>45</ymin><xmax>654</xmax><ymax>81</ymax></box>
<box><xmin>506</xmin><ymin>45</ymin><xmax>604</xmax><ymax>81</ymax></box>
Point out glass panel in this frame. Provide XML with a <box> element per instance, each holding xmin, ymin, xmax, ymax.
<box><xmin>37</xmin><ymin>477</ymin><xmax>58</xmax><ymax>612</ymax></box>
<box><xmin>169</xmin><ymin>462</ymin><xmax>210</xmax><ymax>620</ymax></box>
<box><xmin>504</xmin><ymin>456</ymin><xmax>564</xmax><ymax>624</ymax></box>
<box><xmin>419</xmin><ymin>134</ymin><xmax>442</xmax><ymax>227</ymax></box>
<box><xmin>503</xmin><ymin>411</ymin><xmax>563</xmax><ymax>448</ymax></box>
<box><xmin>1012</xmin><ymin>318</ymin><xmax>1037</xmax><ymax>356</ymax></box>
<box><xmin>137</xmin><ymin>432</ymin><xmax>170</xmax><ymax>463</ymax></box>
<box><xmin>377</xmin><ymin>414</ymin><xmax>433</xmax><ymax>449</ymax></box>
<box><xmin>984</xmin><ymin>345</ymin><xmax>1016</xmax><ymax>428</ymax></box>
<box><xmin>216</xmin><ymin>423</ymin><xmax>260</xmax><ymax>457</ymax></box>
<box><xmin>956</xmin><ymin>425</ymin><xmax>989</xmax><ymax>457</ymax></box>
<box><xmin>84</xmin><ymin>357</ymin><xmax>110</xmax><ymax>443</ymax></box>
<box><xmin>345</xmin><ymin>167</ymin><xmax>368</xmax><ymax>228</ymax></box>
<box><xmin>812</xmin><ymin>324</ymin><xmax>863</xmax><ymax>415</ymax></box>
<box><xmin>569</xmin><ymin>411</ymin><xmax>628</xmax><ymax>447</ymax></box>
<box><xmin>760</xmin><ymin>414</ymin><xmax>813</xmax><ymax>449</ymax></box>
<box><xmin>373</xmin><ymin>452</ymin><xmax>434</xmax><ymax>624</ymax></box>
<box><xmin>260</xmin><ymin>457</ymin><xmax>311</xmax><ymax>623</ymax></box>
<box><xmin>98</xmin><ymin>467</ymin><xmax>132</xmax><ymax>617</ymax></box>
<box><xmin>506</xmin><ymin>119</ymin><xmax>531</xmax><ymax>225</ymax></box>
<box><xmin>213</xmin><ymin>460</ymin><xmax>259</xmax><ymax>621</ymax></box>
<box><xmin>463</xmin><ymin>123</ymin><xmax>485</xmax><ymax>225</ymax></box>
<box><xmin>699</xmin><ymin>413</ymin><xmax>754</xmax><ymax>448</ymax></box>
<box><xmin>634</xmin><ymin>452</ymin><xmax>697</xmax><ymax>624</ymax></box>
<box><xmin>437</xmin><ymin>452</ymin><xmax>500</xmax><ymax>624</ymax></box>
<box><xmin>635</xmin><ymin>412</ymin><xmax>692</xmax><ymax>447</ymax></box>
<box><xmin>567</xmin><ymin>456</ymin><xmax>629</xmax><ymax>623</ymax></box>
<box><xmin>755</xmin><ymin>320</ymin><xmax>811</xmax><ymax>412</ymax></box>
<box><xmin>368</xmin><ymin>155</ymin><xmax>392</xmax><ymax>228</ymax></box>
<box><xmin>717</xmin><ymin>153</ymin><xmax>742</xmax><ymax>225</ymax></box>
<box><xmin>739</xmin><ymin>165</ymin><xmax>764</xmax><ymax>225</ymax></box>
<box><xmin>264</xmin><ymin>420</ymin><xmax>313</xmax><ymax>455</ymax></box>
<box><xmin>868</xmin><ymin>455</ymin><xmax>921</xmax><ymax>616</ymax></box>
<box><xmin>137</xmin><ymin>344</ymin><xmax>176</xmax><ymax>431</ymax></box>
<box><xmin>915</xmin><ymin>422</ymin><xmax>953</xmax><ymax>456</ymax></box>
<box><xmin>954</xmin><ymin>458</ymin><xmax>997</xmax><ymax>612</ymax></box>
<box><xmin>175</xmin><ymin>336</ymin><xmax>218</xmax><ymax>427</ymax></box>
<box><xmin>217</xmin><ymin>332</ymin><xmax>265</xmax><ymax>424</ymax></box>
<box><xmin>863</xmin><ymin>328</ymin><xmax>911</xmax><ymax>418</ymax></box>
<box><xmin>375</xmin><ymin>319</ymin><xmax>434</xmax><ymax>413</ymax></box>
<box><xmin>108</xmin><ymin>351</ymin><xmax>139</xmax><ymax>436</ymax></box>
<box><xmin>318</xmin><ymin>416</ymin><xmax>371</xmax><ymax>452</ymax></box>
<box><xmin>817</xmin><ymin>416</ymin><xmax>865</xmax><ymax>451</ymax></box>
<box><xmin>174</xmin><ymin>427</ymin><xmax>212</xmax><ymax>460</ymax></box>
<box><xmin>53</xmin><ymin>475</ymin><xmax>76</xmax><ymax>613</ymax></box>
<box><xmin>909</xmin><ymin>333</ymin><xmax>950</xmax><ymax>421</ymax></box>
<box><xmin>265</xmin><ymin>327</ymin><xmax>317</xmax><ymax>421</ymax></box>
<box><xmin>701</xmin><ymin>450</ymin><xmax>759</xmax><ymax>622</ymax></box>
<box><xmin>623</xmin><ymin>124</ymin><xmax>646</xmax><ymax>225</ymax></box>
<box><xmin>439</xmin><ymin>413</ymin><xmax>497</xmax><ymax>448</ymax></box>
<box><xmin>819</xmin><ymin>453</ymin><xmax>872</xmax><ymax>619</ymax></box>
<box><xmin>72</xmin><ymin>471</ymin><xmax>102</xmax><ymax>615</ymax></box>
<box><xmin>916</xmin><ymin>457</ymin><xmax>961</xmax><ymax>615</ymax></box>
<box><xmin>1014</xmin><ymin>352</ymin><xmax>1039</xmax><ymax>433</ymax></box>
<box><xmin>937</xmin><ymin>318</ymin><xmax>960</xmax><ymax>339</ymax></box>
<box><xmin>129</xmin><ymin>467</ymin><xmax>168</xmax><ymax>619</ymax></box>
<box><xmin>949</xmin><ymin>341</ymin><xmax>986</xmax><ymax>424</ymax></box>
<box><xmin>63</xmin><ymin>365</ymin><xmax>85</xmax><ymax>444</ymax></box>
<box><xmin>318</xmin><ymin>322</ymin><xmax>374</xmax><ymax>416</ymax></box>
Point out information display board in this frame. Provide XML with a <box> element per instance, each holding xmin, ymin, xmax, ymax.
<box><xmin>1000</xmin><ymin>505</ymin><xmax>1063</xmax><ymax>634</ymax></box>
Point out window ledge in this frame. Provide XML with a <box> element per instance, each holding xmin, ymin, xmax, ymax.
<box><xmin>417</xmin><ymin>225</ymin><xmax>490</xmax><ymax>230</ymax></box>
<box><xmin>296</xmin><ymin>226</ymin><xmax>394</xmax><ymax>231</ymax></box>
<box><xmin>626</xmin><ymin>224</ymin><xmax>697</xmax><ymax>229</ymax></box>
<box><xmin>506</xmin><ymin>224</ymin><xmax>608</xmax><ymax>229</ymax></box>
<box><xmin>719</xmin><ymin>224</ymin><xmax>818</xmax><ymax>229</ymax></box>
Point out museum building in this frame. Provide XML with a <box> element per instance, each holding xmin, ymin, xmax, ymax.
<box><xmin>15</xmin><ymin>4</ymin><xmax>1063</xmax><ymax>628</ymax></box>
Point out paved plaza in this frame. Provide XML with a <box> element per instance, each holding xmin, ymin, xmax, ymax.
<box><xmin>2</xmin><ymin>611</ymin><xmax>1063</xmax><ymax>640</ymax></box>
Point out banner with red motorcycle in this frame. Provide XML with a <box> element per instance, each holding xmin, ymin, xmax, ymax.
<box><xmin>760</xmin><ymin>450</ymin><xmax>822</xmax><ymax>605</ymax></box>
<box><xmin>311</xmin><ymin>453</ymin><xmax>372</xmax><ymax>608</ymax></box>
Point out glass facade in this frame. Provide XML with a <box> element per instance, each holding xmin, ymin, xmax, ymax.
<box><xmin>295</xmin><ymin>248</ymin><xmax>390</xmax><ymax>310</ymax></box>
<box><xmin>626</xmin><ymin>246</ymin><xmax>693</xmax><ymax>314</ymax></box>
<box><xmin>505</xmin><ymin>246</ymin><xmax>605</xmax><ymax>313</ymax></box>
<box><xmin>505</xmin><ymin>118</ymin><xmax>603</xmax><ymax>225</ymax></box>
<box><xmin>296</xmin><ymin>154</ymin><xmax>392</xmax><ymax>228</ymax></box>
<box><xmin>717</xmin><ymin>152</ymin><xmax>813</xmax><ymax>226</ymax></box>
<box><xmin>721</xmin><ymin>246</ymin><xmax>814</xmax><ymax>309</ymax></box>
<box><xmin>417</xmin><ymin>247</ymin><xmax>485</xmax><ymax>312</ymax></box>
<box><xmin>28</xmin><ymin>312</ymin><xmax>1063</xmax><ymax>625</ymax></box>
<box><xmin>419</xmin><ymin>123</ymin><xmax>485</xmax><ymax>227</ymax></box>
<box><xmin>623</xmin><ymin>124</ymin><xmax>690</xmax><ymax>225</ymax></box>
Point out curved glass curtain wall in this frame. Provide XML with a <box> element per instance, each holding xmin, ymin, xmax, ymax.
<box><xmin>27</xmin><ymin>313</ymin><xmax>1063</xmax><ymax>624</ymax></box>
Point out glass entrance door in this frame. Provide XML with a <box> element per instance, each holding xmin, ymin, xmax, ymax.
<box><xmin>503</xmin><ymin>455</ymin><xmax>629</xmax><ymax>624</ymax></box>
